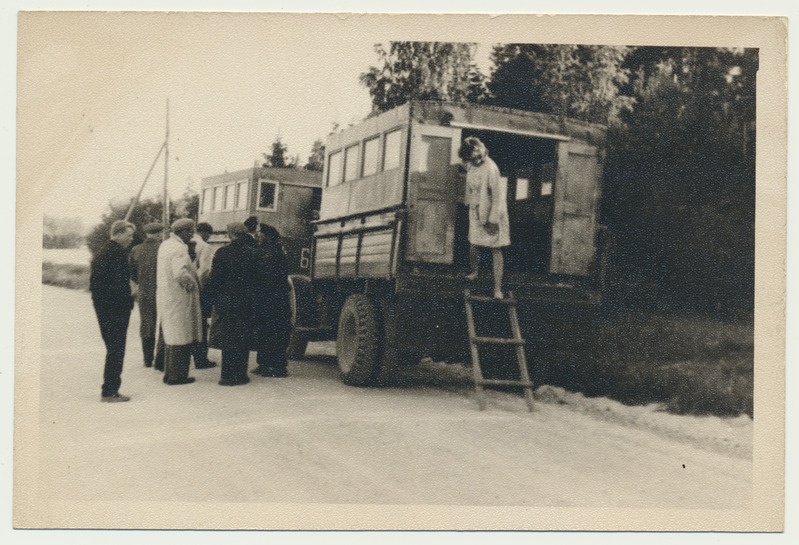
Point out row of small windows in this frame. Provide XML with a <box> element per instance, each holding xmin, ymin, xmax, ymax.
<box><xmin>201</xmin><ymin>179</ymin><xmax>278</xmax><ymax>213</ymax></box>
<box><xmin>326</xmin><ymin>128</ymin><xmax>402</xmax><ymax>187</ymax></box>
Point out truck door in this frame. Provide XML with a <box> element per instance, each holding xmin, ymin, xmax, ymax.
<box><xmin>405</xmin><ymin>124</ymin><xmax>462</xmax><ymax>264</ymax></box>
<box><xmin>549</xmin><ymin>141</ymin><xmax>602</xmax><ymax>276</ymax></box>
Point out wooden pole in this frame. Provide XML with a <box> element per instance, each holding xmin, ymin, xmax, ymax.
<box><xmin>162</xmin><ymin>98</ymin><xmax>169</xmax><ymax>239</ymax></box>
<box><xmin>123</xmin><ymin>141</ymin><xmax>166</xmax><ymax>222</ymax></box>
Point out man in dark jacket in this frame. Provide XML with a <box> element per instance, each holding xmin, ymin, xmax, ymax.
<box><xmin>90</xmin><ymin>220</ymin><xmax>136</xmax><ymax>402</ymax></box>
<box><xmin>203</xmin><ymin>222</ymin><xmax>260</xmax><ymax>386</ymax></box>
<box><xmin>129</xmin><ymin>222</ymin><xmax>162</xmax><ymax>368</ymax></box>
<box><xmin>251</xmin><ymin>222</ymin><xmax>292</xmax><ymax>378</ymax></box>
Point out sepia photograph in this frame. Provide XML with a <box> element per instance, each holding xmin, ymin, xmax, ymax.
<box><xmin>9</xmin><ymin>4</ymin><xmax>790</xmax><ymax>541</ymax></box>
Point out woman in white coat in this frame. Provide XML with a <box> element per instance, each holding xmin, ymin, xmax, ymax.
<box><xmin>156</xmin><ymin>218</ymin><xmax>203</xmax><ymax>385</ymax></box>
<box><xmin>459</xmin><ymin>136</ymin><xmax>510</xmax><ymax>299</ymax></box>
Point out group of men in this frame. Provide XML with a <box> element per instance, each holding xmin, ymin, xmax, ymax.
<box><xmin>89</xmin><ymin>215</ymin><xmax>292</xmax><ymax>403</ymax></box>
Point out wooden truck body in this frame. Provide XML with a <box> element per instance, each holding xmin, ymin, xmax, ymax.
<box><xmin>289</xmin><ymin>100</ymin><xmax>611</xmax><ymax>385</ymax></box>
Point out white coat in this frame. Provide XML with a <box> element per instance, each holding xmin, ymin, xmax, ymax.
<box><xmin>156</xmin><ymin>234</ymin><xmax>202</xmax><ymax>346</ymax></box>
<box><xmin>465</xmin><ymin>155</ymin><xmax>510</xmax><ymax>248</ymax></box>
<box><xmin>191</xmin><ymin>234</ymin><xmax>214</xmax><ymax>288</ymax></box>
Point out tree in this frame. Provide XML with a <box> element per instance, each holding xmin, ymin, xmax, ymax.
<box><xmin>43</xmin><ymin>215</ymin><xmax>84</xmax><ymax>248</ymax></box>
<box><xmin>263</xmin><ymin>136</ymin><xmax>289</xmax><ymax>168</ymax></box>
<box><xmin>359</xmin><ymin>41</ymin><xmax>486</xmax><ymax>114</ymax></box>
<box><xmin>487</xmin><ymin>44</ymin><xmax>634</xmax><ymax>125</ymax></box>
<box><xmin>304</xmin><ymin>139</ymin><xmax>325</xmax><ymax>172</ymax></box>
<box><xmin>601</xmin><ymin>47</ymin><xmax>756</xmax><ymax>316</ymax></box>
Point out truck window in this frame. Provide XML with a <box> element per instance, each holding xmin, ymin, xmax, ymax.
<box><xmin>327</xmin><ymin>151</ymin><xmax>342</xmax><ymax>187</ymax></box>
<box><xmin>224</xmin><ymin>184</ymin><xmax>235</xmax><ymax>210</ymax></box>
<box><xmin>257</xmin><ymin>180</ymin><xmax>278</xmax><ymax>211</ymax></box>
<box><xmin>201</xmin><ymin>188</ymin><xmax>211</xmax><ymax>213</ymax></box>
<box><xmin>383</xmin><ymin>129</ymin><xmax>402</xmax><ymax>171</ymax></box>
<box><xmin>213</xmin><ymin>186</ymin><xmax>222</xmax><ymax>211</ymax></box>
<box><xmin>362</xmin><ymin>136</ymin><xmax>380</xmax><ymax>177</ymax></box>
<box><xmin>236</xmin><ymin>181</ymin><xmax>248</xmax><ymax>209</ymax></box>
<box><xmin>344</xmin><ymin>144</ymin><xmax>359</xmax><ymax>182</ymax></box>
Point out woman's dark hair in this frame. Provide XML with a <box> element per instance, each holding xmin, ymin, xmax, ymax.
<box><xmin>457</xmin><ymin>136</ymin><xmax>487</xmax><ymax>161</ymax></box>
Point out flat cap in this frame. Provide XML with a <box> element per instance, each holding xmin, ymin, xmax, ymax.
<box><xmin>171</xmin><ymin>218</ymin><xmax>195</xmax><ymax>232</ymax></box>
<box><xmin>142</xmin><ymin>222</ymin><xmax>164</xmax><ymax>234</ymax></box>
<box><xmin>226</xmin><ymin>222</ymin><xmax>249</xmax><ymax>239</ymax></box>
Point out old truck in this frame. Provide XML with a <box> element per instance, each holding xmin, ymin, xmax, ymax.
<box><xmin>197</xmin><ymin>164</ymin><xmax>322</xmax><ymax>275</ymax></box>
<box><xmin>289</xmin><ymin>101</ymin><xmax>611</xmax><ymax>385</ymax></box>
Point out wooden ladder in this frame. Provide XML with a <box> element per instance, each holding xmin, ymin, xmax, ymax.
<box><xmin>464</xmin><ymin>289</ymin><xmax>535</xmax><ymax>412</ymax></box>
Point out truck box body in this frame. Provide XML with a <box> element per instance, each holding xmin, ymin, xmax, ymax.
<box><xmin>312</xmin><ymin>100</ymin><xmax>608</xmax><ymax>303</ymax></box>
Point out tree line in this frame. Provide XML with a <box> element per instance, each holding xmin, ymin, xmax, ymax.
<box><xmin>359</xmin><ymin>42</ymin><xmax>756</xmax><ymax>318</ymax></box>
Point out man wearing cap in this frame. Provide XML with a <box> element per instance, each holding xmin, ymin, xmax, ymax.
<box><xmin>90</xmin><ymin>219</ymin><xmax>136</xmax><ymax>402</ymax></box>
<box><xmin>203</xmin><ymin>222</ymin><xmax>260</xmax><ymax>386</ymax></box>
<box><xmin>129</xmin><ymin>222</ymin><xmax>163</xmax><ymax>368</ymax></box>
<box><xmin>156</xmin><ymin>218</ymin><xmax>203</xmax><ymax>385</ymax></box>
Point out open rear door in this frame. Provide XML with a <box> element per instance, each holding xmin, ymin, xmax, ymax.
<box><xmin>549</xmin><ymin>141</ymin><xmax>602</xmax><ymax>276</ymax></box>
<box><xmin>405</xmin><ymin>124</ymin><xmax>462</xmax><ymax>263</ymax></box>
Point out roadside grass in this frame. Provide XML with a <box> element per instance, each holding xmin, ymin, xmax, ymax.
<box><xmin>42</xmin><ymin>261</ymin><xmax>89</xmax><ymax>291</ymax></box>
<box><xmin>543</xmin><ymin>312</ymin><xmax>754</xmax><ymax>418</ymax></box>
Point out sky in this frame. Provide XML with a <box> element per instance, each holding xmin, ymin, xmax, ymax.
<box><xmin>18</xmin><ymin>11</ymin><xmax>496</xmax><ymax>227</ymax></box>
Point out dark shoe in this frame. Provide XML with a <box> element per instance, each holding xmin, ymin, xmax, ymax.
<box><xmin>218</xmin><ymin>377</ymin><xmax>250</xmax><ymax>386</ymax></box>
<box><xmin>164</xmin><ymin>377</ymin><xmax>196</xmax><ymax>385</ymax></box>
<box><xmin>101</xmin><ymin>393</ymin><xmax>131</xmax><ymax>403</ymax></box>
<box><xmin>195</xmin><ymin>360</ymin><xmax>218</xmax><ymax>369</ymax></box>
<box><xmin>260</xmin><ymin>368</ymin><xmax>288</xmax><ymax>378</ymax></box>
<box><xmin>144</xmin><ymin>362</ymin><xmax>153</xmax><ymax>368</ymax></box>
<box><xmin>154</xmin><ymin>366</ymin><xmax>164</xmax><ymax>372</ymax></box>
<box><xmin>250</xmin><ymin>366</ymin><xmax>268</xmax><ymax>376</ymax></box>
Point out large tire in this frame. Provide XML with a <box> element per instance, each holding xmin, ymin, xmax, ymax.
<box><xmin>336</xmin><ymin>294</ymin><xmax>381</xmax><ymax>386</ymax></box>
<box><xmin>287</xmin><ymin>275</ymin><xmax>313</xmax><ymax>359</ymax></box>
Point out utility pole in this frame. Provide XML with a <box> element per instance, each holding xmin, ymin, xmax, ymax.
<box><xmin>162</xmin><ymin>98</ymin><xmax>169</xmax><ymax>239</ymax></box>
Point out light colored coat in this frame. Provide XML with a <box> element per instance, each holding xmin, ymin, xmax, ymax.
<box><xmin>191</xmin><ymin>234</ymin><xmax>214</xmax><ymax>288</ymax></box>
<box><xmin>465</xmin><ymin>155</ymin><xmax>510</xmax><ymax>248</ymax></box>
<box><xmin>156</xmin><ymin>234</ymin><xmax>202</xmax><ymax>346</ymax></box>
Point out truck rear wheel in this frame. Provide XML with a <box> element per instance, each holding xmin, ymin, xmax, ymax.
<box><xmin>337</xmin><ymin>294</ymin><xmax>381</xmax><ymax>386</ymax></box>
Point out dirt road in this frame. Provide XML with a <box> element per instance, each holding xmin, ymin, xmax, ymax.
<box><xmin>22</xmin><ymin>285</ymin><xmax>754</xmax><ymax>529</ymax></box>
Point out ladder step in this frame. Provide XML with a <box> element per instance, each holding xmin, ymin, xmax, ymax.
<box><xmin>477</xmin><ymin>379</ymin><xmax>534</xmax><ymax>387</ymax></box>
<box><xmin>466</xmin><ymin>294</ymin><xmax>518</xmax><ymax>305</ymax></box>
<box><xmin>471</xmin><ymin>336</ymin><xmax>525</xmax><ymax>345</ymax></box>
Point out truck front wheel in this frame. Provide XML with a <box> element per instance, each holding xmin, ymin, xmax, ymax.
<box><xmin>337</xmin><ymin>294</ymin><xmax>381</xmax><ymax>386</ymax></box>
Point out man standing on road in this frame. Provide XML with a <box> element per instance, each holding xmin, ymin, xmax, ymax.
<box><xmin>90</xmin><ymin>219</ymin><xmax>136</xmax><ymax>403</ymax></box>
<box><xmin>129</xmin><ymin>222</ymin><xmax>163</xmax><ymax>368</ymax></box>
<box><xmin>203</xmin><ymin>222</ymin><xmax>260</xmax><ymax>386</ymax></box>
<box><xmin>251</xmin><ymin>222</ymin><xmax>292</xmax><ymax>378</ymax></box>
<box><xmin>190</xmin><ymin>222</ymin><xmax>217</xmax><ymax>370</ymax></box>
<box><xmin>157</xmin><ymin>218</ymin><xmax>203</xmax><ymax>386</ymax></box>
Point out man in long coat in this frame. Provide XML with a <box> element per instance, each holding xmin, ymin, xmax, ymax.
<box><xmin>203</xmin><ymin>222</ymin><xmax>260</xmax><ymax>386</ymax></box>
<box><xmin>251</xmin><ymin>222</ymin><xmax>292</xmax><ymax>378</ymax></box>
<box><xmin>156</xmin><ymin>218</ymin><xmax>202</xmax><ymax>385</ymax></box>
<box><xmin>90</xmin><ymin>219</ymin><xmax>136</xmax><ymax>402</ymax></box>
<box><xmin>129</xmin><ymin>222</ymin><xmax>163</xmax><ymax>368</ymax></box>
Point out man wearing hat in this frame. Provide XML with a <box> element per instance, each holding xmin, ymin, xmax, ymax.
<box><xmin>203</xmin><ymin>222</ymin><xmax>260</xmax><ymax>386</ymax></box>
<box><xmin>156</xmin><ymin>218</ymin><xmax>203</xmax><ymax>385</ymax></box>
<box><xmin>129</xmin><ymin>222</ymin><xmax>163</xmax><ymax>368</ymax></box>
